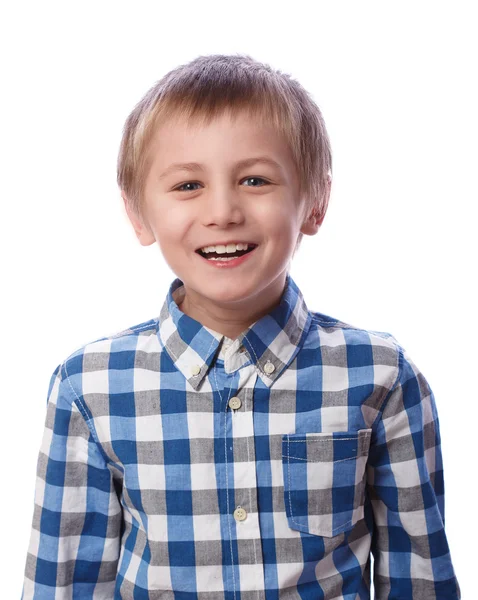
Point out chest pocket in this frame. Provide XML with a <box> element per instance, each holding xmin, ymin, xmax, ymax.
<box><xmin>282</xmin><ymin>428</ymin><xmax>372</xmax><ymax>537</ymax></box>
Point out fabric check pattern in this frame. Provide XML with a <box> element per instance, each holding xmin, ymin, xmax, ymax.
<box><xmin>21</xmin><ymin>274</ymin><xmax>460</xmax><ymax>599</ymax></box>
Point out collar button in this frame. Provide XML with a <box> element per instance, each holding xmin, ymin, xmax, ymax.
<box><xmin>191</xmin><ymin>364</ymin><xmax>201</xmax><ymax>376</ymax></box>
<box><xmin>263</xmin><ymin>360</ymin><xmax>275</xmax><ymax>374</ymax></box>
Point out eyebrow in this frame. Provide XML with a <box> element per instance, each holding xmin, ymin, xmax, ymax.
<box><xmin>158</xmin><ymin>156</ymin><xmax>283</xmax><ymax>181</ymax></box>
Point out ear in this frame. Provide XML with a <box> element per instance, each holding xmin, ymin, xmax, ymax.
<box><xmin>300</xmin><ymin>176</ymin><xmax>331</xmax><ymax>236</ymax></box>
<box><xmin>300</xmin><ymin>207</ymin><xmax>324</xmax><ymax>236</ymax></box>
<box><xmin>122</xmin><ymin>192</ymin><xmax>156</xmax><ymax>247</ymax></box>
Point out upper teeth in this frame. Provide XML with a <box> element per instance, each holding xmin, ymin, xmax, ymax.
<box><xmin>200</xmin><ymin>243</ymin><xmax>253</xmax><ymax>254</ymax></box>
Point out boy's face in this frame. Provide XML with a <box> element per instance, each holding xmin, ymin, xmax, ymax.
<box><xmin>123</xmin><ymin>109</ymin><xmax>322</xmax><ymax>325</ymax></box>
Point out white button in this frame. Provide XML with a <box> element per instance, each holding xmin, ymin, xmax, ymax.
<box><xmin>228</xmin><ymin>397</ymin><xmax>241</xmax><ymax>410</ymax></box>
<box><xmin>191</xmin><ymin>365</ymin><xmax>201</xmax><ymax>376</ymax></box>
<box><xmin>233</xmin><ymin>506</ymin><xmax>247</xmax><ymax>521</ymax></box>
<box><xmin>263</xmin><ymin>361</ymin><xmax>275</xmax><ymax>374</ymax></box>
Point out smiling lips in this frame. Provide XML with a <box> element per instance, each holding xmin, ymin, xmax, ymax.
<box><xmin>196</xmin><ymin>242</ymin><xmax>258</xmax><ymax>259</ymax></box>
<box><xmin>197</xmin><ymin>241</ymin><xmax>257</xmax><ymax>254</ymax></box>
<box><xmin>196</xmin><ymin>242</ymin><xmax>258</xmax><ymax>266</ymax></box>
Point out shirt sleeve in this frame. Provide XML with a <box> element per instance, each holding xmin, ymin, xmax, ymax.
<box><xmin>367</xmin><ymin>342</ymin><xmax>461</xmax><ymax>599</ymax></box>
<box><xmin>21</xmin><ymin>363</ymin><xmax>123</xmax><ymax>599</ymax></box>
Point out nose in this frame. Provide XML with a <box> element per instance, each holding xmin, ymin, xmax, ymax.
<box><xmin>201</xmin><ymin>185</ymin><xmax>245</xmax><ymax>228</ymax></box>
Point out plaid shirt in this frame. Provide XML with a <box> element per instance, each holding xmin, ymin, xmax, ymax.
<box><xmin>22</xmin><ymin>274</ymin><xmax>460</xmax><ymax>599</ymax></box>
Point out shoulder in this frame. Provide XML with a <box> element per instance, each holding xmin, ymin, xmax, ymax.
<box><xmin>309</xmin><ymin>309</ymin><xmax>402</xmax><ymax>350</ymax></box>
<box><xmin>307</xmin><ymin>309</ymin><xmax>404</xmax><ymax>379</ymax></box>
<box><xmin>305</xmin><ymin>311</ymin><xmax>413</xmax><ymax>421</ymax></box>
<box><xmin>56</xmin><ymin>316</ymin><xmax>161</xmax><ymax>385</ymax></box>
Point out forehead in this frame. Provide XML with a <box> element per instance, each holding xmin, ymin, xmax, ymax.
<box><xmin>148</xmin><ymin>110</ymin><xmax>294</xmax><ymax>167</ymax></box>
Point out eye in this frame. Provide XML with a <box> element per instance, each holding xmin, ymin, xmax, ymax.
<box><xmin>174</xmin><ymin>182</ymin><xmax>201</xmax><ymax>192</ymax></box>
<box><xmin>173</xmin><ymin>176</ymin><xmax>270</xmax><ymax>192</ymax></box>
<box><xmin>242</xmin><ymin>176</ymin><xmax>269</xmax><ymax>187</ymax></box>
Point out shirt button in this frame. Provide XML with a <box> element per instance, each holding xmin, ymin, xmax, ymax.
<box><xmin>239</xmin><ymin>345</ymin><xmax>246</xmax><ymax>353</ymax></box>
<box><xmin>191</xmin><ymin>365</ymin><xmax>201</xmax><ymax>376</ymax></box>
<box><xmin>233</xmin><ymin>506</ymin><xmax>247</xmax><ymax>521</ymax></box>
<box><xmin>263</xmin><ymin>360</ymin><xmax>275</xmax><ymax>374</ymax></box>
<box><xmin>228</xmin><ymin>397</ymin><xmax>242</xmax><ymax>410</ymax></box>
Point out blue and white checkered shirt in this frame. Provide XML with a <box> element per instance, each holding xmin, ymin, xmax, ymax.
<box><xmin>21</xmin><ymin>274</ymin><xmax>460</xmax><ymax>599</ymax></box>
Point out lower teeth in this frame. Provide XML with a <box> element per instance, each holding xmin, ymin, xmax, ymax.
<box><xmin>208</xmin><ymin>256</ymin><xmax>239</xmax><ymax>261</ymax></box>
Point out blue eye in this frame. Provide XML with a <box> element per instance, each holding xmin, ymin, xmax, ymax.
<box><xmin>174</xmin><ymin>177</ymin><xmax>269</xmax><ymax>192</ymax></box>
<box><xmin>242</xmin><ymin>177</ymin><xmax>268</xmax><ymax>187</ymax></box>
<box><xmin>175</xmin><ymin>182</ymin><xmax>201</xmax><ymax>192</ymax></box>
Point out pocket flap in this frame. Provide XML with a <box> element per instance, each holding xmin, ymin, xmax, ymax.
<box><xmin>284</xmin><ymin>429</ymin><xmax>372</xmax><ymax>463</ymax></box>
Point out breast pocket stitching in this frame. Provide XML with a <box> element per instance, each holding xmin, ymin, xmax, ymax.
<box><xmin>282</xmin><ymin>429</ymin><xmax>372</xmax><ymax>537</ymax></box>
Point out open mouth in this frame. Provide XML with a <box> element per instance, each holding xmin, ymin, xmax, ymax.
<box><xmin>195</xmin><ymin>244</ymin><xmax>258</xmax><ymax>260</ymax></box>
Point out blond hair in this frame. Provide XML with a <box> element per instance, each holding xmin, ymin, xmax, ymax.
<box><xmin>117</xmin><ymin>53</ymin><xmax>332</xmax><ymax>251</ymax></box>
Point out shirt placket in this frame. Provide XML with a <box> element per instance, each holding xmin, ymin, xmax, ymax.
<box><xmin>215</xmin><ymin>356</ymin><xmax>266</xmax><ymax>599</ymax></box>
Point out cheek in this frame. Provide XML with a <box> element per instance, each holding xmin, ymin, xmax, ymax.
<box><xmin>149</xmin><ymin>203</ymin><xmax>193</xmax><ymax>240</ymax></box>
<box><xmin>255</xmin><ymin>189</ymin><xmax>297</xmax><ymax>217</ymax></box>
<box><xmin>255</xmin><ymin>202</ymin><xmax>299</xmax><ymax>237</ymax></box>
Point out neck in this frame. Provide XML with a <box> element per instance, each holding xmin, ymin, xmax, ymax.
<box><xmin>177</xmin><ymin>275</ymin><xmax>287</xmax><ymax>340</ymax></box>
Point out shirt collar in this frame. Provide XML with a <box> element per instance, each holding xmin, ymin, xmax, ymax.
<box><xmin>157</xmin><ymin>273</ymin><xmax>313</xmax><ymax>389</ymax></box>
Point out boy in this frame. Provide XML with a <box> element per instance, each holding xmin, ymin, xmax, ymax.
<box><xmin>21</xmin><ymin>54</ymin><xmax>460</xmax><ymax>599</ymax></box>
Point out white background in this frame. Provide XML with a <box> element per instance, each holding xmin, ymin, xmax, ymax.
<box><xmin>1</xmin><ymin>1</ymin><xmax>475</xmax><ymax>597</ymax></box>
